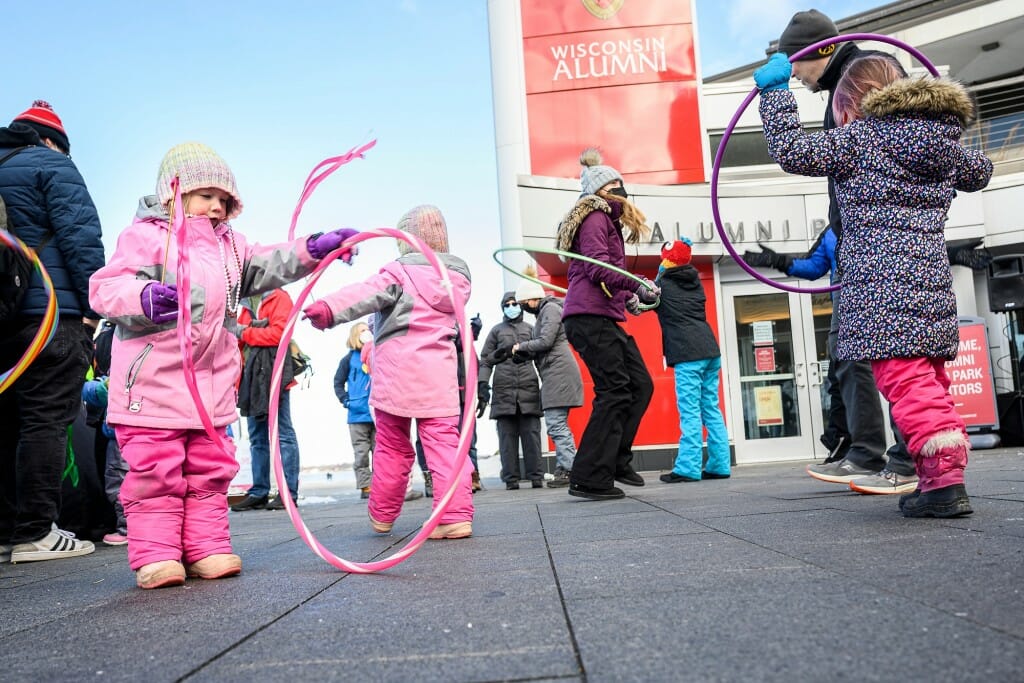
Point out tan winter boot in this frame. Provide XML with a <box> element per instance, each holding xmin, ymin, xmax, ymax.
<box><xmin>136</xmin><ymin>560</ymin><xmax>186</xmax><ymax>589</ymax></box>
<box><xmin>428</xmin><ymin>521</ymin><xmax>472</xmax><ymax>540</ymax></box>
<box><xmin>186</xmin><ymin>553</ymin><xmax>242</xmax><ymax>580</ymax></box>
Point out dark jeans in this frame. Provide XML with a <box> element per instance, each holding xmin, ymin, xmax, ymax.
<box><xmin>827</xmin><ymin>327</ymin><xmax>886</xmax><ymax>471</ymax></box>
<box><xmin>0</xmin><ymin>317</ymin><xmax>92</xmax><ymax>543</ymax></box>
<box><xmin>563</xmin><ymin>315</ymin><xmax>653</xmax><ymax>489</ymax></box>
<box><xmin>885</xmin><ymin>407</ymin><xmax>916</xmax><ymax>476</ymax></box>
<box><xmin>246</xmin><ymin>390</ymin><xmax>300</xmax><ymax>500</ymax></box>
<box><xmin>496</xmin><ymin>410</ymin><xmax>542</xmax><ymax>483</ymax></box>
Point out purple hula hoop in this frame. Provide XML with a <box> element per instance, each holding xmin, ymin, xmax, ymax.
<box><xmin>711</xmin><ymin>33</ymin><xmax>940</xmax><ymax>295</ymax></box>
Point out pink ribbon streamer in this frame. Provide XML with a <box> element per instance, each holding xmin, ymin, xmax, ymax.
<box><xmin>287</xmin><ymin>140</ymin><xmax>377</xmax><ymax>241</ymax></box>
<box><xmin>172</xmin><ymin>177</ymin><xmax>231</xmax><ymax>453</ymax></box>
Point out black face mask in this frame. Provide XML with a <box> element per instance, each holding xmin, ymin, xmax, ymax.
<box><xmin>522</xmin><ymin>301</ymin><xmax>540</xmax><ymax>315</ymax></box>
<box><xmin>607</xmin><ymin>186</ymin><xmax>628</xmax><ymax>200</ymax></box>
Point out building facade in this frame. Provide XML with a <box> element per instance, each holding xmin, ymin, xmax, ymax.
<box><xmin>488</xmin><ymin>0</ymin><xmax>1024</xmax><ymax>464</ymax></box>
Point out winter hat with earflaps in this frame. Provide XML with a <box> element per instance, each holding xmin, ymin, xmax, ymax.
<box><xmin>396</xmin><ymin>204</ymin><xmax>449</xmax><ymax>255</ymax></box>
<box><xmin>155</xmin><ymin>142</ymin><xmax>243</xmax><ymax>219</ymax></box>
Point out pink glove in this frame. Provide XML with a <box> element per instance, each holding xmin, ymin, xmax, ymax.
<box><xmin>302</xmin><ymin>301</ymin><xmax>334</xmax><ymax>330</ymax></box>
<box><xmin>140</xmin><ymin>282</ymin><xmax>179</xmax><ymax>324</ymax></box>
<box><xmin>307</xmin><ymin>228</ymin><xmax>359</xmax><ymax>263</ymax></box>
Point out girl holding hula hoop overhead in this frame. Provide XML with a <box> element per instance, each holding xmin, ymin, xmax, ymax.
<box><xmin>556</xmin><ymin>148</ymin><xmax>659</xmax><ymax>501</ymax></box>
<box><xmin>754</xmin><ymin>49</ymin><xmax>993</xmax><ymax>518</ymax></box>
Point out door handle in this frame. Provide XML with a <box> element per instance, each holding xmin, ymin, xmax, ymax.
<box><xmin>809</xmin><ymin>362</ymin><xmax>822</xmax><ymax>386</ymax></box>
<box><xmin>794</xmin><ymin>362</ymin><xmax>805</xmax><ymax>388</ymax></box>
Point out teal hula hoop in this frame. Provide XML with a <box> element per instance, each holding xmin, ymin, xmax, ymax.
<box><xmin>492</xmin><ymin>245</ymin><xmax>659</xmax><ymax>311</ymax></box>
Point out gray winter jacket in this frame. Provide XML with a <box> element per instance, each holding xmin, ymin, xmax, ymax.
<box><xmin>515</xmin><ymin>296</ymin><xmax>583</xmax><ymax>409</ymax></box>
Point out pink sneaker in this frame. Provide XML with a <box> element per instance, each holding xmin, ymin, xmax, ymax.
<box><xmin>102</xmin><ymin>533</ymin><xmax>128</xmax><ymax>546</ymax></box>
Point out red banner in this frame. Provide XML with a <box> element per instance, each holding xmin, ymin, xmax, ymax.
<box><xmin>945</xmin><ymin>321</ymin><xmax>998</xmax><ymax>429</ymax></box>
<box><xmin>520</xmin><ymin>0</ymin><xmax>705</xmax><ymax>185</ymax></box>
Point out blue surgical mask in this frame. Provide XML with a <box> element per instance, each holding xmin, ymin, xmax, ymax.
<box><xmin>503</xmin><ymin>304</ymin><xmax>521</xmax><ymax>319</ymax></box>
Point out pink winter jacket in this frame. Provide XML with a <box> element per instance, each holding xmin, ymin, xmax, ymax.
<box><xmin>89</xmin><ymin>196</ymin><xmax>319</xmax><ymax>429</ymax></box>
<box><xmin>318</xmin><ymin>252</ymin><xmax>472</xmax><ymax>419</ymax></box>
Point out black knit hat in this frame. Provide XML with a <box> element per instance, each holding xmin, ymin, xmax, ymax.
<box><xmin>778</xmin><ymin>9</ymin><xmax>839</xmax><ymax>62</ymax></box>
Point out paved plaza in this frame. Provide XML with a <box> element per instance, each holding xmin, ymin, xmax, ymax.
<box><xmin>2</xmin><ymin>448</ymin><xmax>1023</xmax><ymax>682</ymax></box>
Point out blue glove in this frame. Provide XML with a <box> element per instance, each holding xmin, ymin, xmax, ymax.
<box><xmin>754</xmin><ymin>52</ymin><xmax>792</xmax><ymax>92</ymax></box>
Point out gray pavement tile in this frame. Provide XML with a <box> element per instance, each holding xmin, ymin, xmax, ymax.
<box><xmin>550</xmin><ymin>533</ymin><xmax>812</xmax><ymax>597</ymax></box>
<box><xmin>196</xmin><ymin>574</ymin><xmax>579</xmax><ymax>682</ymax></box>
<box><xmin>540</xmin><ymin>507</ymin><xmax>709</xmax><ymax>544</ymax></box>
<box><xmin>566</xmin><ymin>579</ymin><xmax>1024</xmax><ymax>682</ymax></box>
<box><xmin>2</xmin><ymin>449</ymin><xmax>1021</xmax><ymax>682</ymax></box>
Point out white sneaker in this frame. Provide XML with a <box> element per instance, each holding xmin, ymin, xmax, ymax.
<box><xmin>10</xmin><ymin>528</ymin><xmax>95</xmax><ymax>563</ymax></box>
<box><xmin>0</xmin><ymin>543</ymin><xmax>11</xmax><ymax>563</ymax></box>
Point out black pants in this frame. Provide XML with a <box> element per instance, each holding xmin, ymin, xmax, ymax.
<box><xmin>496</xmin><ymin>410</ymin><xmax>542</xmax><ymax>483</ymax></box>
<box><xmin>827</xmin><ymin>306</ymin><xmax>886</xmax><ymax>470</ymax></box>
<box><xmin>563</xmin><ymin>315</ymin><xmax>653</xmax><ymax>489</ymax></box>
<box><xmin>0</xmin><ymin>317</ymin><xmax>92</xmax><ymax>544</ymax></box>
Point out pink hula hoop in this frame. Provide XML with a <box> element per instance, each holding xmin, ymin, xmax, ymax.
<box><xmin>268</xmin><ymin>227</ymin><xmax>478</xmax><ymax>573</ymax></box>
<box><xmin>711</xmin><ymin>33</ymin><xmax>940</xmax><ymax>294</ymax></box>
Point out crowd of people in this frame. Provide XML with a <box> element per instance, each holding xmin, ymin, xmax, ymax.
<box><xmin>0</xmin><ymin>7</ymin><xmax>993</xmax><ymax>589</ymax></box>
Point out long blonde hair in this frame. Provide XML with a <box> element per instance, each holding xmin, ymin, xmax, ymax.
<box><xmin>347</xmin><ymin>322</ymin><xmax>368</xmax><ymax>350</ymax></box>
<box><xmin>597</xmin><ymin>187</ymin><xmax>650</xmax><ymax>244</ymax></box>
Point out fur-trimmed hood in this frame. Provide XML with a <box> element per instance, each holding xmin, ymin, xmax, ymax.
<box><xmin>862</xmin><ymin>77</ymin><xmax>976</xmax><ymax>127</ymax></box>
<box><xmin>556</xmin><ymin>195</ymin><xmax>614</xmax><ymax>251</ymax></box>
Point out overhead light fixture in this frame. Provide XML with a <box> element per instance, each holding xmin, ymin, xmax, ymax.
<box><xmin>981</xmin><ymin>41</ymin><xmax>1000</xmax><ymax>52</ymax></box>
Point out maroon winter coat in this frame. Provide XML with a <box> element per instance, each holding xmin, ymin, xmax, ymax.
<box><xmin>556</xmin><ymin>195</ymin><xmax>636</xmax><ymax>322</ymax></box>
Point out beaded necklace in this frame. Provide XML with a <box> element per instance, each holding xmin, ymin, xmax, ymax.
<box><xmin>218</xmin><ymin>227</ymin><xmax>243</xmax><ymax>315</ymax></box>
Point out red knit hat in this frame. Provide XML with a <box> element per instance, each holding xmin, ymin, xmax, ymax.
<box><xmin>12</xmin><ymin>100</ymin><xmax>70</xmax><ymax>153</ymax></box>
<box><xmin>660</xmin><ymin>239</ymin><xmax>692</xmax><ymax>268</ymax></box>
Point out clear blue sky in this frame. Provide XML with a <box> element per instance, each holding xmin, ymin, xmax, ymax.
<box><xmin>2</xmin><ymin>0</ymin><xmax>884</xmax><ymax>469</ymax></box>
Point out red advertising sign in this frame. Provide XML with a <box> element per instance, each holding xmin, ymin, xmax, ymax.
<box><xmin>520</xmin><ymin>0</ymin><xmax>705</xmax><ymax>185</ymax></box>
<box><xmin>754</xmin><ymin>346</ymin><xmax>776</xmax><ymax>373</ymax></box>
<box><xmin>945</xmin><ymin>320</ymin><xmax>998</xmax><ymax>429</ymax></box>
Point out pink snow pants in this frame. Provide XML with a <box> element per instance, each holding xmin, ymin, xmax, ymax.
<box><xmin>871</xmin><ymin>357</ymin><xmax>968</xmax><ymax>491</ymax></box>
<box><xmin>116</xmin><ymin>425</ymin><xmax>239</xmax><ymax>569</ymax></box>
<box><xmin>368</xmin><ymin>410</ymin><xmax>473</xmax><ymax>526</ymax></box>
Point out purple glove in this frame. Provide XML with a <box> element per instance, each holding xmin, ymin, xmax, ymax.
<box><xmin>625</xmin><ymin>293</ymin><xmax>642</xmax><ymax>316</ymax></box>
<box><xmin>140</xmin><ymin>282</ymin><xmax>179</xmax><ymax>324</ymax></box>
<box><xmin>302</xmin><ymin>301</ymin><xmax>334</xmax><ymax>330</ymax></box>
<box><xmin>636</xmin><ymin>278</ymin><xmax>660</xmax><ymax>305</ymax></box>
<box><xmin>307</xmin><ymin>228</ymin><xmax>359</xmax><ymax>262</ymax></box>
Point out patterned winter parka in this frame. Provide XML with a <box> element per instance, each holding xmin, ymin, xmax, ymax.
<box><xmin>760</xmin><ymin>77</ymin><xmax>993</xmax><ymax>361</ymax></box>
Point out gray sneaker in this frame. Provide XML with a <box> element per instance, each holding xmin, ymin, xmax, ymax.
<box><xmin>547</xmin><ymin>467</ymin><xmax>571</xmax><ymax>488</ymax></box>
<box><xmin>806</xmin><ymin>458</ymin><xmax>881</xmax><ymax>484</ymax></box>
<box><xmin>849</xmin><ymin>468</ymin><xmax>919</xmax><ymax>495</ymax></box>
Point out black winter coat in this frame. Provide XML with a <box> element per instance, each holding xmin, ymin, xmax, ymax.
<box><xmin>655</xmin><ymin>265</ymin><xmax>720</xmax><ymax>366</ymax></box>
<box><xmin>479</xmin><ymin>314</ymin><xmax>542</xmax><ymax>419</ymax></box>
<box><xmin>0</xmin><ymin>124</ymin><xmax>104</xmax><ymax>319</ymax></box>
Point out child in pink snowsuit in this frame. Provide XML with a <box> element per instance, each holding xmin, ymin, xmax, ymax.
<box><xmin>755</xmin><ymin>53</ymin><xmax>993</xmax><ymax>517</ymax></box>
<box><xmin>303</xmin><ymin>205</ymin><xmax>474</xmax><ymax>539</ymax></box>
<box><xmin>89</xmin><ymin>142</ymin><xmax>356</xmax><ymax>588</ymax></box>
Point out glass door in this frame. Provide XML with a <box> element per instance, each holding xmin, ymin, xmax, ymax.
<box><xmin>721</xmin><ymin>282</ymin><xmax>831</xmax><ymax>463</ymax></box>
